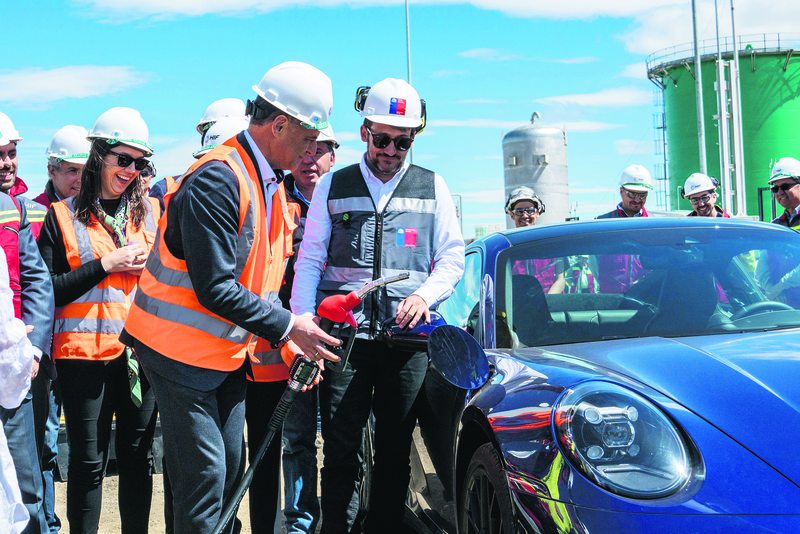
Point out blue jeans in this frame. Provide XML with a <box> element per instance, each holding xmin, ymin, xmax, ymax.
<box><xmin>281</xmin><ymin>388</ymin><xmax>320</xmax><ymax>533</ymax></box>
<box><xmin>41</xmin><ymin>384</ymin><xmax>61</xmax><ymax>533</ymax></box>
<box><xmin>32</xmin><ymin>373</ymin><xmax>62</xmax><ymax>533</ymax></box>
<box><xmin>0</xmin><ymin>390</ymin><xmax>48</xmax><ymax>534</ymax></box>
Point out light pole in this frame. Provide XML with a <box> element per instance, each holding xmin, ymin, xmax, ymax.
<box><xmin>405</xmin><ymin>0</ymin><xmax>414</xmax><ymax>164</ymax></box>
<box><xmin>691</xmin><ymin>0</ymin><xmax>707</xmax><ymax>174</ymax></box>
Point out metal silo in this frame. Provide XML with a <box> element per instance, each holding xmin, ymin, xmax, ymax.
<box><xmin>502</xmin><ymin>113</ymin><xmax>569</xmax><ymax>227</ymax></box>
<box><xmin>647</xmin><ymin>33</ymin><xmax>800</xmax><ymax>218</ymax></box>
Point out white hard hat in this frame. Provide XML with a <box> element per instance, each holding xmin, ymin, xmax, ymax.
<box><xmin>358</xmin><ymin>78</ymin><xmax>424</xmax><ymax>129</ymax></box>
<box><xmin>88</xmin><ymin>107</ymin><xmax>153</xmax><ymax>156</ymax></box>
<box><xmin>769</xmin><ymin>157</ymin><xmax>800</xmax><ymax>184</ymax></box>
<box><xmin>505</xmin><ymin>186</ymin><xmax>546</xmax><ymax>214</ymax></box>
<box><xmin>193</xmin><ymin>115</ymin><xmax>250</xmax><ymax>159</ymax></box>
<box><xmin>0</xmin><ymin>112</ymin><xmax>22</xmax><ymax>146</ymax></box>
<box><xmin>682</xmin><ymin>173</ymin><xmax>718</xmax><ymax>198</ymax></box>
<box><xmin>317</xmin><ymin>124</ymin><xmax>339</xmax><ymax>149</ymax></box>
<box><xmin>196</xmin><ymin>98</ymin><xmax>246</xmax><ymax>135</ymax></box>
<box><xmin>47</xmin><ymin>125</ymin><xmax>91</xmax><ymax>164</ymax></box>
<box><xmin>619</xmin><ymin>164</ymin><xmax>653</xmax><ymax>192</ymax></box>
<box><xmin>251</xmin><ymin>61</ymin><xmax>333</xmax><ymax>130</ymax></box>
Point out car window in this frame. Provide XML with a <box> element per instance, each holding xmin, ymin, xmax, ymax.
<box><xmin>439</xmin><ymin>251</ymin><xmax>482</xmax><ymax>335</ymax></box>
<box><xmin>495</xmin><ymin>227</ymin><xmax>800</xmax><ymax>347</ymax></box>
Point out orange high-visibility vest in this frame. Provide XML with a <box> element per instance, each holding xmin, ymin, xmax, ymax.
<box><xmin>250</xmin><ymin>200</ymin><xmax>304</xmax><ymax>382</ymax></box>
<box><xmin>51</xmin><ymin>196</ymin><xmax>160</xmax><ymax>360</ymax></box>
<box><xmin>124</xmin><ymin>137</ymin><xmax>295</xmax><ymax>371</ymax></box>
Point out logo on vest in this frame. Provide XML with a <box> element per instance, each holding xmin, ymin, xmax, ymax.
<box><xmin>395</xmin><ymin>228</ymin><xmax>417</xmax><ymax>247</ymax></box>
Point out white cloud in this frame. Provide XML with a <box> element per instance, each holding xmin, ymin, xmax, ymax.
<box><xmin>150</xmin><ymin>139</ymin><xmax>196</xmax><ymax>177</ymax></box>
<box><xmin>429</xmin><ymin>118</ymin><xmax>621</xmax><ymax>132</ymax></box>
<box><xmin>332</xmin><ymin>146</ymin><xmax>363</xmax><ymax>167</ymax></box>
<box><xmin>430</xmin><ymin>118</ymin><xmax>527</xmax><ymax>129</ymax></box>
<box><xmin>535</xmin><ymin>87</ymin><xmax>652</xmax><ymax>107</ymax></box>
<box><xmin>615</xmin><ymin>139</ymin><xmax>652</xmax><ymax>155</ymax></box>
<box><xmin>570</xmin><ymin>186</ymin><xmax>620</xmax><ymax>194</ymax></box>
<box><xmin>458</xmin><ymin>48</ymin><xmax>522</xmax><ymax>62</ymax></box>
<box><xmin>622</xmin><ymin>1</ymin><xmax>800</xmax><ymax>54</ymax></box>
<box><xmin>334</xmin><ymin>131</ymin><xmax>361</xmax><ymax>142</ymax></box>
<box><xmin>431</xmin><ymin>69</ymin><xmax>466</xmax><ymax>78</ymax></box>
<box><xmin>619</xmin><ymin>63</ymin><xmax>646</xmax><ymax>79</ymax></box>
<box><xmin>455</xmin><ymin>98</ymin><xmax>505</xmax><ymax>105</ymax></box>
<box><xmin>563</xmin><ymin>121</ymin><xmax>624</xmax><ymax>132</ymax></box>
<box><xmin>548</xmin><ymin>56</ymin><xmax>597</xmax><ymax>65</ymax></box>
<box><xmin>0</xmin><ymin>66</ymin><xmax>148</xmax><ymax>104</ymax></box>
<box><xmin>78</xmin><ymin>0</ymin><xmax>800</xmax><ymax>59</ymax></box>
<box><xmin>78</xmin><ymin>0</ymin><xmax>681</xmax><ymax>20</ymax></box>
<box><xmin>457</xmin><ymin>189</ymin><xmax>505</xmax><ymax>202</ymax></box>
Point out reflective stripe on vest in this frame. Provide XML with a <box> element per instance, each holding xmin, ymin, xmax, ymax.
<box><xmin>317</xmin><ymin>164</ymin><xmax>436</xmax><ymax>338</ymax></box>
<box><xmin>0</xmin><ymin>195</ymin><xmax>22</xmax><ymax>318</ymax></box>
<box><xmin>124</xmin><ymin>138</ymin><xmax>295</xmax><ymax>372</ymax></box>
<box><xmin>51</xmin><ymin>196</ymin><xmax>159</xmax><ymax>360</ymax></box>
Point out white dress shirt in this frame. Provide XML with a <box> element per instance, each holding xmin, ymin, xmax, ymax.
<box><xmin>241</xmin><ymin>130</ymin><xmax>294</xmax><ymax>337</ymax></box>
<box><xmin>291</xmin><ymin>155</ymin><xmax>465</xmax><ymax>316</ymax></box>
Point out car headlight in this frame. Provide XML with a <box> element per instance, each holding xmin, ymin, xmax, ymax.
<box><xmin>553</xmin><ymin>381</ymin><xmax>696</xmax><ymax>499</ymax></box>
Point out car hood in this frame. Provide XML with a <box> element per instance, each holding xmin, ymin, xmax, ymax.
<box><xmin>535</xmin><ymin>329</ymin><xmax>800</xmax><ymax>483</ymax></box>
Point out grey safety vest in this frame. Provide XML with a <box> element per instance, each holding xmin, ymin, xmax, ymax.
<box><xmin>318</xmin><ymin>163</ymin><xmax>436</xmax><ymax>338</ymax></box>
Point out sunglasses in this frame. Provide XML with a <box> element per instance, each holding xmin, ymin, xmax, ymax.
<box><xmin>366</xmin><ymin>127</ymin><xmax>414</xmax><ymax>152</ymax></box>
<box><xmin>688</xmin><ymin>193</ymin><xmax>713</xmax><ymax>205</ymax></box>
<box><xmin>771</xmin><ymin>182</ymin><xmax>798</xmax><ymax>194</ymax></box>
<box><xmin>511</xmin><ymin>207</ymin><xmax>540</xmax><ymax>216</ymax></box>
<box><xmin>624</xmin><ymin>189</ymin><xmax>648</xmax><ymax>201</ymax></box>
<box><xmin>106</xmin><ymin>151</ymin><xmax>150</xmax><ymax>172</ymax></box>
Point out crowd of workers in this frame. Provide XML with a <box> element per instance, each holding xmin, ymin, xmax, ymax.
<box><xmin>1</xmin><ymin>56</ymin><xmax>800</xmax><ymax>534</ymax></box>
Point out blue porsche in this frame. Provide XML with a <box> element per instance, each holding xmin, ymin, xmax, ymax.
<box><xmin>401</xmin><ymin>217</ymin><xmax>800</xmax><ymax>533</ymax></box>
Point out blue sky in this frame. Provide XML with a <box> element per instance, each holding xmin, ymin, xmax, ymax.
<box><xmin>6</xmin><ymin>0</ymin><xmax>796</xmax><ymax>238</ymax></box>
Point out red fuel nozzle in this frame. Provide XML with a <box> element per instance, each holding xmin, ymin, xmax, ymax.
<box><xmin>317</xmin><ymin>292</ymin><xmax>361</xmax><ymax>328</ymax></box>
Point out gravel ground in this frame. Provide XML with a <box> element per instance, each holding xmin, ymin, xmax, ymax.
<box><xmin>54</xmin><ymin>474</ymin><xmax>255</xmax><ymax>533</ymax></box>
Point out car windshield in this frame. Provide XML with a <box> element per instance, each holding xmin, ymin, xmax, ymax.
<box><xmin>495</xmin><ymin>225</ymin><xmax>800</xmax><ymax>348</ymax></box>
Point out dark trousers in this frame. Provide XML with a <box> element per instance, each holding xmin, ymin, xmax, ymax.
<box><xmin>142</xmin><ymin>361</ymin><xmax>247</xmax><ymax>534</ymax></box>
<box><xmin>0</xmin><ymin>390</ymin><xmax>48</xmax><ymax>534</ymax></box>
<box><xmin>57</xmin><ymin>357</ymin><xmax>157</xmax><ymax>534</ymax></box>
<box><xmin>244</xmin><ymin>380</ymin><xmax>285</xmax><ymax>533</ymax></box>
<box><xmin>319</xmin><ymin>342</ymin><xmax>427</xmax><ymax>533</ymax></box>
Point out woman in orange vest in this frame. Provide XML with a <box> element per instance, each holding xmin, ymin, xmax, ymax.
<box><xmin>37</xmin><ymin>107</ymin><xmax>160</xmax><ymax>534</ymax></box>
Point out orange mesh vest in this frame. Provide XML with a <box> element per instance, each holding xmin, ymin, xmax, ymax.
<box><xmin>51</xmin><ymin>196</ymin><xmax>160</xmax><ymax>360</ymax></box>
<box><xmin>124</xmin><ymin>138</ymin><xmax>295</xmax><ymax>371</ymax></box>
<box><xmin>250</xmin><ymin>200</ymin><xmax>303</xmax><ymax>382</ymax></box>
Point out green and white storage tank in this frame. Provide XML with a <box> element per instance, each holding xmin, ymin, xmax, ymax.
<box><xmin>647</xmin><ymin>33</ymin><xmax>800</xmax><ymax>218</ymax></box>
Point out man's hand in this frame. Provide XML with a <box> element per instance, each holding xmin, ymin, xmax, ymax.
<box><xmin>289</xmin><ymin>315</ymin><xmax>342</xmax><ymax>363</ymax></box>
<box><xmin>31</xmin><ymin>359</ymin><xmax>39</xmax><ymax>379</ymax></box>
<box><xmin>395</xmin><ymin>294</ymin><xmax>430</xmax><ymax>329</ymax></box>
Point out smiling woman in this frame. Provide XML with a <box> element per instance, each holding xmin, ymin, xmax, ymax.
<box><xmin>36</xmin><ymin>107</ymin><xmax>161</xmax><ymax>533</ymax></box>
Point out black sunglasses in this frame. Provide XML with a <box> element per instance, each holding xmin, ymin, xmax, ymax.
<box><xmin>366</xmin><ymin>127</ymin><xmax>414</xmax><ymax>152</ymax></box>
<box><xmin>771</xmin><ymin>182</ymin><xmax>798</xmax><ymax>194</ymax></box>
<box><xmin>106</xmin><ymin>150</ymin><xmax>150</xmax><ymax>171</ymax></box>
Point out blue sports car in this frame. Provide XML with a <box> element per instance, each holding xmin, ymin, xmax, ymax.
<box><xmin>400</xmin><ymin>217</ymin><xmax>800</xmax><ymax>533</ymax></box>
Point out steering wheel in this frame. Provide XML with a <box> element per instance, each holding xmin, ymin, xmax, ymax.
<box><xmin>731</xmin><ymin>301</ymin><xmax>795</xmax><ymax>320</ymax></box>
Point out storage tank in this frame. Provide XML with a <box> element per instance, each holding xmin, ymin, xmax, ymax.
<box><xmin>647</xmin><ymin>33</ymin><xmax>800</xmax><ymax>218</ymax></box>
<box><xmin>502</xmin><ymin>113</ymin><xmax>569</xmax><ymax>226</ymax></box>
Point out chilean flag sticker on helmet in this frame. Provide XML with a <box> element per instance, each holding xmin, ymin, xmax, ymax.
<box><xmin>389</xmin><ymin>97</ymin><xmax>407</xmax><ymax>116</ymax></box>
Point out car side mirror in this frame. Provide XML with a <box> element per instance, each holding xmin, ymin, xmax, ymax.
<box><xmin>428</xmin><ymin>325</ymin><xmax>490</xmax><ymax>390</ymax></box>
